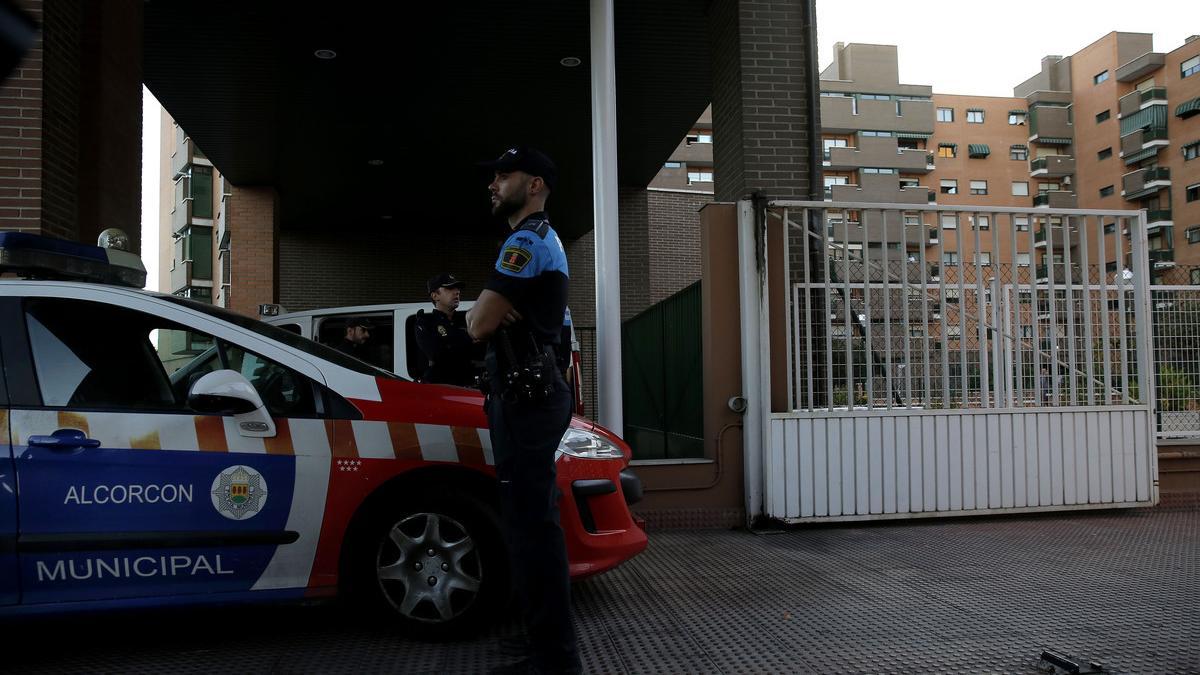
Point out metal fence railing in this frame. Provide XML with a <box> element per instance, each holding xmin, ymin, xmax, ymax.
<box><xmin>1149</xmin><ymin>266</ymin><xmax>1200</xmax><ymax>438</ymax></box>
<box><xmin>771</xmin><ymin>201</ymin><xmax>1154</xmax><ymax>414</ymax></box>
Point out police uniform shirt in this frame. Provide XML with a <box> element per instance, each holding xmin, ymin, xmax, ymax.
<box><xmin>486</xmin><ymin>211</ymin><xmax>569</xmax><ymax>353</ymax></box>
<box><xmin>414</xmin><ymin>309</ymin><xmax>476</xmax><ymax>385</ymax></box>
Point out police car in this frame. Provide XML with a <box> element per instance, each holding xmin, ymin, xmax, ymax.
<box><xmin>0</xmin><ymin>232</ymin><xmax>646</xmax><ymax>635</ymax></box>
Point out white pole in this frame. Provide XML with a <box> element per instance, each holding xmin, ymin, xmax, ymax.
<box><xmin>590</xmin><ymin>0</ymin><xmax>622</xmax><ymax>434</ymax></box>
<box><xmin>738</xmin><ymin>199</ymin><xmax>764</xmax><ymax>521</ymax></box>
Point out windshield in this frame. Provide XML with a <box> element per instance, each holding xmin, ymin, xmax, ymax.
<box><xmin>155</xmin><ymin>293</ymin><xmax>403</xmax><ymax>380</ymax></box>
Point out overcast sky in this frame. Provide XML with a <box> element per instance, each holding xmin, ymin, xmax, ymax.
<box><xmin>816</xmin><ymin>0</ymin><xmax>1195</xmax><ymax>97</ymax></box>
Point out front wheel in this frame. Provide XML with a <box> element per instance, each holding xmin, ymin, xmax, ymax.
<box><xmin>351</xmin><ymin>490</ymin><xmax>508</xmax><ymax>637</ymax></box>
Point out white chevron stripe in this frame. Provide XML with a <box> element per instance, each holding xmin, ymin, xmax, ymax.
<box><xmin>287</xmin><ymin>419</ymin><xmax>333</xmax><ymax>457</ymax></box>
<box><xmin>477</xmin><ymin>428</ymin><xmax>494</xmax><ymax>465</ymax></box>
<box><xmin>251</xmin><ymin>452</ymin><xmax>331</xmax><ymax>591</ymax></box>
<box><xmin>415</xmin><ymin>424</ymin><xmax>458</xmax><ymax>463</ymax></box>
<box><xmin>351</xmin><ymin>421</ymin><xmax>395</xmax><ymax>459</ymax></box>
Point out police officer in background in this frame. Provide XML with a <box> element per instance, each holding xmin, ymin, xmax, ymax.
<box><xmin>466</xmin><ymin>147</ymin><xmax>579</xmax><ymax>674</ymax></box>
<box><xmin>334</xmin><ymin>316</ymin><xmax>374</xmax><ymax>362</ymax></box>
<box><xmin>414</xmin><ymin>272</ymin><xmax>476</xmax><ymax>386</ymax></box>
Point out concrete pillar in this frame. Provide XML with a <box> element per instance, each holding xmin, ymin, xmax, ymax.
<box><xmin>226</xmin><ymin>185</ymin><xmax>278</xmax><ymax>318</ymax></box>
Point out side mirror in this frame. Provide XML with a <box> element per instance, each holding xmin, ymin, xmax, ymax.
<box><xmin>187</xmin><ymin>370</ymin><xmax>277</xmax><ymax>438</ymax></box>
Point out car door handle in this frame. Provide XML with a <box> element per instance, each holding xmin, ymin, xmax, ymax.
<box><xmin>27</xmin><ymin>429</ymin><xmax>102</xmax><ymax>450</ymax></box>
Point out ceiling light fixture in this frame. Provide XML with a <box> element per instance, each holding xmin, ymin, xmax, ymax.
<box><xmin>314</xmin><ymin>49</ymin><xmax>338</xmax><ymax>60</ymax></box>
<box><xmin>560</xmin><ymin>56</ymin><xmax>582</xmax><ymax>68</ymax></box>
<box><xmin>367</xmin><ymin>159</ymin><xmax>384</xmax><ymax>166</ymax></box>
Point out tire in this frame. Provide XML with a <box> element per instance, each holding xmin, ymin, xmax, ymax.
<box><xmin>348</xmin><ymin>489</ymin><xmax>508</xmax><ymax>638</ymax></box>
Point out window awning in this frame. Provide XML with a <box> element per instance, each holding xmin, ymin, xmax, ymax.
<box><xmin>939</xmin><ymin>142</ymin><xmax>957</xmax><ymax>149</ymax></box>
<box><xmin>1011</xmin><ymin>144</ymin><xmax>1028</xmax><ymax>150</ymax></box>
<box><xmin>1036</xmin><ymin>137</ymin><xmax>1072</xmax><ymax>145</ymax></box>
<box><xmin>967</xmin><ymin>108</ymin><xmax>984</xmax><ymax>113</ymax></box>
<box><xmin>1177</xmin><ymin>97</ymin><xmax>1200</xmax><ymax>119</ymax></box>
<box><xmin>894</xmin><ymin>131</ymin><xmax>932</xmax><ymax>139</ymax></box>
<box><xmin>968</xmin><ymin>144</ymin><xmax>991</xmax><ymax>157</ymax></box>
<box><xmin>1008</xmin><ymin>109</ymin><xmax>1028</xmax><ymax>115</ymax></box>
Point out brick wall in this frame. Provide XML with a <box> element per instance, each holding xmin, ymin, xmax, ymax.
<box><xmin>710</xmin><ymin>0</ymin><xmax>815</xmax><ymax>202</ymax></box>
<box><xmin>647</xmin><ymin>190</ymin><xmax>708</xmax><ymax>303</ymax></box>
<box><xmin>0</xmin><ymin>0</ymin><xmax>46</xmax><ymax>235</ymax></box>
<box><xmin>227</xmin><ymin>186</ymin><xmax>278</xmax><ymax>317</ymax></box>
<box><xmin>0</xmin><ymin>0</ymin><xmax>142</xmax><ymax>246</ymax></box>
<box><xmin>618</xmin><ymin>187</ymin><xmax>649</xmax><ymax>319</ymax></box>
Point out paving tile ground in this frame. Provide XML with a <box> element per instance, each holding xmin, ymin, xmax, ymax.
<box><xmin>4</xmin><ymin>506</ymin><xmax>1197</xmax><ymax>674</ymax></box>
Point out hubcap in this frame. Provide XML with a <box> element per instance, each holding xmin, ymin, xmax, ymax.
<box><xmin>376</xmin><ymin>512</ymin><xmax>482</xmax><ymax>623</ymax></box>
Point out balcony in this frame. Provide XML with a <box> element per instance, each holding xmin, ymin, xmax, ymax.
<box><xmin>1033</xmin><ymin>223</ymin><xmax>1079</xmax><ymax>249</ymax></box>
<box><xmin>1116</xmin><ymin>52</ymin><xmax>1165</xmax><ymax>82</ymax></box>
<box><xmin>1118</xmin><ymin>87</ymin><xmax>1168</xmax><ymax>118</ymax></box>
<box><xmin>819</xmin><ymin>95</ymin><xmax>935</xmax><ymax>134</ymax></box>
<box><xmin>1035</xmin><ymin>263</ymin><xmax>1084</xmax><ymax>284</ymax></box>
<box><xmin>171</xmin><ymin>135</ymin><xmax>194</xmax><ymax>178</ymax></box>
<box><xmin>1033</xmin><ymin>191</ymin><xmax>1076</xmax><ymax>209</ymax></box>
<box><xmin>928</xmin><ymin>228</ymin><xmax>939</xmax><ymax>244</ymax></box>
<box><xmin>825</xmin><ymin>136</ymin><xmax>934</xmax><ymax>173</ymax></box>
<box><xmin>170</xmin><ymin>260</ymin><xmax>195</xmax><ymax>294</ymax></box>
<box><xmin>668</xmin><ymin>135</ymin><xmax>714</xmax><ymax>164</ymax></box>
<box><xmin>1146</xmin><ymin>208</ymin><xmax>1173</xmax><ymax>230</ymax></box>
<box><xmin>1029</xmin><ymin>155</ymin><xmax>1074</xmax><ymax>177</ymax></box>
<box><xmin>172</xmin><ymin>180</ymin><xmax>193</xmax><ymax>233</ymax></box>
<box><xmin>1028</xmin><ymin>105</ymin><xmax>1073</xmax><ymax>144</ymax></box>
<box><xmin>1149</xmin><ymin>248</ymin><xmax>1175</xmax><ymax>269</ymax></box>
<box><xmin>830</xmin><ymin>173</ymin><xmax>931</xmax><ymax>204</ymax></box>
<box><xmin>1122</xmin><ymin>166</ymin><xmax>1171</xmax><ymax>200</ymax></box>
<box><xmin>1120</xmin><ymin>127</ymin><xmax>1169</xmax><ymax>164</ymax></box>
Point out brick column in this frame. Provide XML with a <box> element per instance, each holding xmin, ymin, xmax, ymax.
<box><xmin>226</xmin><ymin>185</ymin><xmax>278</xmax><ymax>318</ymax></box>
<box><xmin>0</xmin><ymin>0</ymin><xmax>142</xmax><ymax>248</ymax></box>
<box><xmin>709</xmin><ymin>0</ymin><xmax>818</xmax><ymax>202</ymax></box>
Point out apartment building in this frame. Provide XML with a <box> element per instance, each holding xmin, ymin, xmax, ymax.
<box><xmin>158</xmin><ymin>113</ymin><xmax>223</xmax><ymax>305</ymax></box>
<box><xmin>648</xmin><ymin>106</ymin><xmax>714</xmax><ymax>192</ymax></box>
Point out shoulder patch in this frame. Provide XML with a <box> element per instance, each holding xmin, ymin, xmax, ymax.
<box><xmin>499</xmin><ymin>246</ymin><xmax>533</xmax><ymax>273</ymax></box>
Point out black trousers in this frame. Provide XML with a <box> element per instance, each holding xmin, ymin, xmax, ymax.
<box><xmin>486</xmin><ymin>379</ymin><xmax>578</xmax><ymax>670</ymax></box>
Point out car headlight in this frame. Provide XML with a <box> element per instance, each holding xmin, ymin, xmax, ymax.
<box><xmin>558</xmin><ymin>427</ymin><xmax>625</xmax><ymax>460</ymax></box>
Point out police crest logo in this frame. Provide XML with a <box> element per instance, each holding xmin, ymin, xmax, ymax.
<box><xmin>437</xmin><ymin>325</ymin><xmax>448</xmax><ymax>337</ymax></box>
<box><xmin>210</xmin><ymin>465</ymin><xmax>269</xmax><ymax>520</ymax></box>
<box><xmin>500</xmin><ymin>246</ymin><xmax>532</xmax><ymax>273</ymax></box>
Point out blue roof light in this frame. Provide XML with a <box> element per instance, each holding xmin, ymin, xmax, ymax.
<box><xmin>0</xmin><ymin>232</ymin><xmax>146</xmax><ymax>288</ymax></box>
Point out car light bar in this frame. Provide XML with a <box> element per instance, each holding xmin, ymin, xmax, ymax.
<box><xmin>0</xmin><ymin>231</ymin><xmax>147</xmax><ymax>288</ymax></box>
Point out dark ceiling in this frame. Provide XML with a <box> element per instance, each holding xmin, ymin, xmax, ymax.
<box><xmin>143</xmin><ymin>1</ymin><xmax>712</xmax><ymax>240</ymax></box>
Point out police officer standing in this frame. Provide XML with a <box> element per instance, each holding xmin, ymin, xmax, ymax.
<box><xmin>414</xmin><ymin>272</ymin><xmax>477</xmax><ymax>386</ymax></box>
<box><xmin>466</xmin><ymin>147</ymin><xmax>579</xmax><ymax>674</ymax></box>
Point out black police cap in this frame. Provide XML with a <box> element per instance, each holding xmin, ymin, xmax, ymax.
<box><xmin>478</xmin><ymin>146</ymin><xmax>557</xmax><ymax>192</ymax></box>
<box><xmin>427</xmin><ymin>272</ymin><xmax>466</xmax><ymax>294</ymax></box>
<box><xmin>345</xmin><ymin>316</ymin><xmax>375</xmax><ymax>330</ymax></box>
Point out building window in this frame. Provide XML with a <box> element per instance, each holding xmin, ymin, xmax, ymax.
<box><xmin>1193</xmin><ymin>269</ymin><xmax>1200</xmax><ymax>285</ymax></box>
<box><xmin>663</xmin><ymin>161</ymin><xmax>681</xmax><ymax>168</ymax></box>
<box><xmin>943</xmin><ymin>252</ymin><xmax>959</xmax><ymax>267</ymax></box>
<box><xmin>975</xmin><ymin>251</ymin><xmax>992</xmax><ymax>266</ymax></box>
<box><xmin>1017</xmin><ymin>253</ymin><xmax>1031</xmax><ymax>267</ymax></box>
<box><xmin>947</xmin><ymin>325</ymin><xmax>962</xmax><ymax>338</ymax></box>
<box><xmin>937</xmin><ymin>107</ymin><xmax>954</xmax><ymax>122</ymax></box>
<box><xmin>1183</xmin><ymin>55</ymin><xmax>1200</xmax><ymax>79</ymax></box>
<box><xmin>967</xmin><ymin>109</ymin><xmax>984</xmax><ymax>124</ymax></box>
<box><xmin>970</xmin><ymin>180</ymin><xmax>988</xmax><ymax>195</ymax></box>
<box><xmin>1104</xmin><ymin>222</ymin><xmax>1117</xmax><ymax>234</ymax></box>
<box><xmin>1014</xmin><ymin>215</ymin><xmax>1029</xmax><ymax>231</ymax></box>
<box><xmin>938</xmin><ymin>144</ymin><xmax>956</xmax><ymax>158</ymax></box>
<box><xmin>1012</xmin><ymin>181</ymin><xmax>1029</xmax><ymax>196</ymax></box>
<box><xmin>1009</xmin><ymin>111</ymin><xmax>1027</xmax><ymax>125</ymax></box>
<box><xmin>189</xmin><ymin>166</ymin><xmax>214</xmax><ymax>219</ymax></box>
<box><xmin>1189</xmin><ymin>183</ymin><xmax>1200</xmax><ymax>202</ymax></box>
<box><xmin>940</xmin><ymin>179</ymin><xmax>958</xmax><ymax>194</ymax></box>
<box><xmin>861</xmin><ymin>167</ymin><xmax>897</xmax><ymax>174</ymax></box>
<box><xmin>685</xmin><ymin>133</ymin><xmax>713</xmax><ymax>145</ymax></box>
<box><xmin>1188</xmin><ymin>227</ymin><xmax>1200</xmax><ymax>244</ymax></box>
<box><xmin>940</xmin><ymin>214</ymin><xmax>958</xmax><ymax>230</ymax></box>
<box><xmin>1094</xmin><ymin>70</ymin><xmax>1110</xmax><ymax>84</ymax></box>
<box><xmin>860</xmin><ymin>130</ymin><xmax>894</xmax><ymax>137</ymax></box>
<box><xmin>1184</xmin><ymin>141</ymin><xmax>1199</xmax><ymax>161</ymax></box>
<box><xmin>971</xmin><ymin>215</ymin><xmax>990</xmax><ymax>230</ymax></box>
<box><xmin>899</xmin><ymin>178</ymin><xmax>919</xmax><ymax>190</ymax></box>
<box><xmin>1099</xmin><ymin>185</ymin><xmax>1114</xmax><ymax>198</ymax></box>
<box><xmin>687</xmin><ymin>170</ymin><xmax>713</xmax><ymax>184</ymax></box>
<box><xmin>823</xmin><ymin>138</ymin><xmax>848</xmax><ymax>160</ymax></box>
<box><xmin>1010</xmin><ymin>145</ymin><xmax>1028</xmax><ymax>161</ymax></box>
<box><xmin>1095</xmin><ymin>109</ymin><xmax>1111</xmax><ymax>123</ymax></box>
<box><xmin>1098</xmin><ymin>147</ymin><xmax>1113</xmax><ymax>160</ymax></box>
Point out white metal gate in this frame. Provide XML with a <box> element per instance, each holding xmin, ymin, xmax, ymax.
<box><xmin>738</xmin><ymin>199</ymin><xmax>1158</xmax><ymax>523</ymax></box>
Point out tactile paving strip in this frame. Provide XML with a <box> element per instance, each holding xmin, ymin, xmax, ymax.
<box><xmin>4</xmin><ymin>508</ymin><xmax>1197</xmax><ymax>674</ymax></box>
